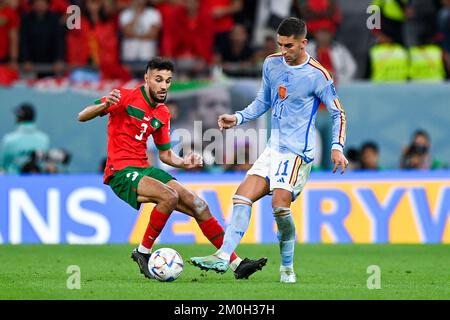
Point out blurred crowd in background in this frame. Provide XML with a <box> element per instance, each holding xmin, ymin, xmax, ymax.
<box><xmin>1</xmin><ymin>0</ymin><xmax>449</xmax><ymax>174</ymax></box>
<box><xmin>0</xmin><ymin>0</ymin><xmax>449</xmax><ymax>83</ymax></box>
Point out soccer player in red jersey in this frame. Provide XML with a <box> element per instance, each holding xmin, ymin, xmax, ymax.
<box><xmin>78</xmin><ymin>57</ymin><xmax>266</xmax><ymax>280</ymax></box>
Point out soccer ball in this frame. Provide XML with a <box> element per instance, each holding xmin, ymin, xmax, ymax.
<box><xmin>148</xmin><ymin>248</ymin><xmax>184</xmax><ymax>282</ymax></box>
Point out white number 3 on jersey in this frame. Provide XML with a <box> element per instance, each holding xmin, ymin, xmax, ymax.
<box><xmin>135</xmin><ymin>123</ymin><xmax>148</xmax><ymax>141</ymax></box>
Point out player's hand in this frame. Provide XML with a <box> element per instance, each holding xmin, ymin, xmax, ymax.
<box><xmin>218</xmin><ymin>114</ymin><xmax>237</xmax><ymax>130</ymax></box>
<box><xmin>183</xmin><ymin>151</ymin><xmax>203</xmax><ymax>169</ymax></box>
<box><xmin>331</xmin><ymin>149</ymin><xmax>349</xmax><ymax>175</ymax></box>
<box><xmin>105</xmin><ymin>89</ymin><xmax>121</xmax><ymax>107</ymax></box>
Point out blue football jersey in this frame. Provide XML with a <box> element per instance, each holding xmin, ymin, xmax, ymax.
<box><xmin>235</xmin><ymin>53</ymin><xmax>346</xmax><ymax>162</ymax></box>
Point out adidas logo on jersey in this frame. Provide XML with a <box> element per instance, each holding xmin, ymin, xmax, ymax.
<box><xmin>277</xmin><ymin>177</ymin><xmax>285</xmax><ymax>183</ymax></box>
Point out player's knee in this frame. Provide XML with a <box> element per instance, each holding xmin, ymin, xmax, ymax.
<box><xmin>192</xmin><ymin>196</ymin><xmax>208</xmax><ymax>216</ymax></box>
<box><xmin>272</xmin><ymin>199</ymin><xmax>290</xmax><ymax>209</ymax></box>
<box><xmin>192</xmin><ymin>197</ymin><xmax>212</xmax><ymax>222</ymax></box>
<box><xmin>272</xmin><ymin>193</ymin><xmax>292</xmax><ymax>209</ymax></box>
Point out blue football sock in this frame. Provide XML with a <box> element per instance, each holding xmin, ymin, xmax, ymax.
<box><xmin>220</xmin><ymin>202</ymin><xmax>252</xmax><ymax>258</ymax></box>
<box><xmin>275</xmin><ymin>211</ymin><xmax>296</xmax><ymax>268</ymax></box>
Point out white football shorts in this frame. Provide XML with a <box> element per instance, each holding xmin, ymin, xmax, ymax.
<box><xmin>247</xmin><ymin>147</ymin><xmax>312</xmax><ymax>200</ymax></box>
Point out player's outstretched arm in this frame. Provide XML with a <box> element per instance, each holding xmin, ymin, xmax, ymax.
<box><xmin>218</xmin><ymin>114</ymin><xmax>237</xmax><ymax>130</ymax></box>
<box><xmin>159</xmin><ymin>149</ymin><xmax>203</xmax><ymax>170</ymax></box>
<box><xmin>78</xmin><ymin>89</ymin><xmax>121</xmax><ymax>122</ymax></box>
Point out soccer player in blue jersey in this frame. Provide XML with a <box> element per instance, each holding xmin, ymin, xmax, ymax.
<box><xmin>190</xmin><ymin>17</ymin><xmax>349</xmax><ymax>283</ymax></box>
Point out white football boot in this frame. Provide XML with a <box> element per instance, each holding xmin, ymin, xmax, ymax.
<box><xmin>280</xmin><ymin>265</ymin><xmax>296</xmax><ymax>283</ymax></box>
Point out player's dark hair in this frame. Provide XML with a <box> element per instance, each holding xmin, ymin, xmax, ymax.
<box><xmin>146</xmin><ymin>57</ymin><xmax>175</xmax><ymax>73</ymax></box>
<box><xmin>277</xmin><ymin>17</ymin><xmax>307</xmax><ymax>38</ymax></box>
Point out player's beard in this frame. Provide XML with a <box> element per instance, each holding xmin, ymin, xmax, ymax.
<box><xmin>149</xmin><ymin>88</ymin><xmax>167</xmax><ymax>103</ymax></box>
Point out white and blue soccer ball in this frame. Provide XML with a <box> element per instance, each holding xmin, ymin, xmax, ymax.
<box><xmin>148</xmin><ymin>248</ymin><xmax>184</xmax><ymax>282</ymax></box>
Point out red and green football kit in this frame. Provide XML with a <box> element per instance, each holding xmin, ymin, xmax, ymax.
<box><xmin>95</xmin><ymin>85</ymin><xmax>175</xmax><ymax>209</ymax></box>
<box><xmin>96</xmin><ymin>85</ymin><xmax>172</xmax><ymax>184</ymax></box>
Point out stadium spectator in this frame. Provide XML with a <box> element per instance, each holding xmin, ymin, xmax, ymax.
<box><xmin>400</xmin><ymin>129</ymin><xmax>447</xmax><ymax>169</ymax></box>
<box><xmin>0</xmin><ymin>103</ymin><xmax>50</xmax><ymax>174</ymax></box>
<box><xmin>207</xmin><ymin>0</ymin><xmax>243</xmax><ymax>55</ymax></box>
<box><xmin>154</xmin><ymin>0</ymin><xmax>214</xmax><ymax>78</ymax></box>
<box><xmin>359</xmin><ymin>141</ymin><xmax>381</xmax><ymax>170</ymax></box>
<box><xmin>21</xmin><ymin>147</ymin><xmax>71</xmax><ymax>173</ymax></box>
<box><xmin>153</xmin><ymin>0</ymin><xmax>185</xmax><ymax>58</ymax></box>
<box><xmin>66</xmin><ymin>0</ymin><xmax>132</xmax><ymax>81</ymax></box>
<box><xmin>119</xmin><ymin>0</ymin><xmax>161</xmax><ymax>64</ymax></box>
<box><xmin>367</xmin><ymin>30</ymin><xmax>409</xmax><ymax>81</ymax></box>
<box><xmin>233</xmin><ymin>0</ymin><xmax>257</xmax><ymax>38</ymax></box>
<box><xmin>438</xmin><ymin>0</ymin><xmax>450</xmax><ymax>76</ymax></box>
<box><xmin>345</xmin><ymin>147</ymin><xmax>360</xmax><ymax>171</ymax></box>
<box><xmin>0</xmin><ymin>0</ymin><xmax>19</xmax><ymax>69</ymax></box>
<box><xmin>17</xmin><ymin>0</ymin><xmax>70</xmax><ymax>15</ymax></box>
<box><xmin>116</xmin><ymin>0</ymin><xmax>132</xmax><ymax>11</ymax></box>
<box><xmin>372</xmin><ymin>0</ymin><xmax>410</xmax><ymax>45</ymax></box>
<box><xmin>408</xmin><ymin>40</ymin><xmax>446</xmax><ymax>82</ymax></box>
<box><xmin>255</xmin><ymin>34</ymin><xmax>277</xmax><ymax>65</ymax></box>
<box><xmin>19</xmin><ymin>0</ymin><xmax>65</xmax><ymax>78</ymax></box>
<box><xmin>294</xmin><ymin>0</ymin><xmax>341</xmax><ymax>36</ymax></box>
<box><xmin>306</xmin><ymin>25</ymin><xmax>357</xmax><ymax>84</ymax></box>
<box><xmin>102</xmin><ymin>0</ymin><xmax>118</xmax><ymax>17</ymax></box>
<box><xmin>176</xmin><ymin>0</ymin><xmax>215</xmax><ymax>78</ymax></box>
<box><xmin>0</xmin><ymin>0</ymin><xmax>20</xmax><ymax>85</ymax></box>
<box><xmin>220</xmin><ymin>24</ymin><xmax>256</xmax><ymax>76</ymax></box>
<box><xmin>404</xmin><ymin>0</ymin><xmax>440</xmax><ymax>47</ymax></box>
<box><xmin>252</xmin><ymin>0</ymin><xmax>292</xmax><ymax>48</ymax></box>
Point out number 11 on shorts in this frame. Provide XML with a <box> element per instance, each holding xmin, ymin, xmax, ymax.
<box><xmin>275</xmin><ymin>160</ymin><xmax>289</xmax><ymax>176</ymax></box>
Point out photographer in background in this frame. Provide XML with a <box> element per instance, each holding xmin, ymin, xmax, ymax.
<box><xmin>21</xmin><ymin>148</ymin><xmax>72</xmax><ymax>173</ymax></box>
<box><xmin>0</xmin><ymin>103</ymin><xmax>50</xmax><ymax>174</ymax></box>
<box><xmin>400</xmin><ymin>129</ymin><xmax>447</xmax><ymax>170</ymax></box>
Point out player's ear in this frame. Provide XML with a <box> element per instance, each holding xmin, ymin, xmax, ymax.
<box><xmin>301</xmin><ymin>38</ymin><xmax>308</xmax><ymax>47</ymax></box>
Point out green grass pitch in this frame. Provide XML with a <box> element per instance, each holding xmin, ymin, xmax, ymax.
<box><xmin>0</xmin><ymin>244</ymin><xmax>449</xmax><ymax>300</ymax></box>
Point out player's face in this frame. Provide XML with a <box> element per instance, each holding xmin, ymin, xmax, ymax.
<box><xmin>276</xmin><ymin>35</ymin><xmax>308</xmax><ymax>65</ymax></box>
<box><xmin>145</xmin><ymin>69</ymin><xmax>173</xmax><ymax>103</ymax></box>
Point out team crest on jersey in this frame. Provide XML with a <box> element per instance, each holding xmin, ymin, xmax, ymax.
<box><xmin>278</xmin><ymin>85</ymin><xmax>287</xmax><ymax>100</ymax></box>
<box><xmin>150</xmin><ymin>117</ymin><xmax>162</xmax><ymax>129</ymax></box>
